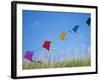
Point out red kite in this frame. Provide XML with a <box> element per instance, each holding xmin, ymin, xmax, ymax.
<box><xmin>42</xmin><ymin>40</ymin><xmax>51</xmax><ymax>51</ymax></box>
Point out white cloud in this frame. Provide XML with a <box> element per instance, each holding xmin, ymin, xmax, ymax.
<box><xmin>30</xmin><ymin>20</ymin><xmax>40</xmax><ymax>27</ymax></box>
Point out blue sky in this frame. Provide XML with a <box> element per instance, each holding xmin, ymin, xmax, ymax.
<box><xmin>22</xmin><ymin>10</ymin><xmax>91</xmax><ymax>62</ymax></box>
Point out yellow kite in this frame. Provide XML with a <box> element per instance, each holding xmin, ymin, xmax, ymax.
<box><xmin>60</xmin><ymin>32</ymin><xmax>67</xmax><ymax>40</ymax></box>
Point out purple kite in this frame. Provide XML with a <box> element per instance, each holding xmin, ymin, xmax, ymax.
<box><xmin>24</xmin><ymin>51</ymin><xmax>33</xmax><ymax>61</ymax></box>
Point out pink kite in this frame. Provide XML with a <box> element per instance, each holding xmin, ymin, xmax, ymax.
<box><xmin>24</xmin><ymin>51</ymin><xmax>33</xmax><ymax>61</ymax></box>
<box><xmin>42</xmin><ymin>40</ymin><xmax>51</xmax><ymax>51</ymax></box>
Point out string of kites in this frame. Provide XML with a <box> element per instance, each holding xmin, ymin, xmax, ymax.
<box><xmin>24</xmin><ymin>17</ymin><xmax>91</xmax><ymax>63</ymax></box>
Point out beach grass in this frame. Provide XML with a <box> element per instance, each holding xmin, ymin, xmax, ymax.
<box><xmin>23</xmin><ymin>57</ymin><xmax>91</xmax><ymax>70</ymax></box>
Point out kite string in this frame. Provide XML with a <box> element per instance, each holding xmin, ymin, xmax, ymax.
<box><xmin>32</xmin><ymin>27</ymin><xmax>78</xmax><ymax>63</ymax></box>
<box><xmin>48</xmin><ymin>36</ymin><xmax>59</xmax><ymax>64</ymax></box>
<box><xmin>48</xmin><ymin>32</ymin><xmax>69</xmax><ymax>64</ymax></box>
<box><xmin>53</xmin><ymin>17</ymin><xmax>89</xmax><ymax>63</ymax></box>
<box><xmin>32</xmin><ymin>17</ymin><xmax>90</xmax><ymax>63</ymax></box>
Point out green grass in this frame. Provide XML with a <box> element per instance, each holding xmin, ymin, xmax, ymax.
<box><xmin>23</xmin><ymin>57</ymin><xmax>91</xmax><ymax>70</ymax></box>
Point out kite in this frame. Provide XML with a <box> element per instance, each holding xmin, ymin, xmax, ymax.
<box><xmin>60</xmin><ymin>32</ymin><xmax>67</xmax><ymax>40</ymax></box>
<box><xmin>42</xmin><ymin>40</ymin><xmax>51</xmax><ymax>51</ymax></box>
<box><xmin>86</xmin><ymin>17</ymin><xmax>91</xmax><ymax>26</ymax></box>
<box><xmin>72</xmin><ymin>25</ymin><xmax>79</xmax><ymax>33</ymax></box>
<box><xmin>24</xmin><ymin>51</ymin><xmax>33</xmax><ymax>61</ymax></box>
